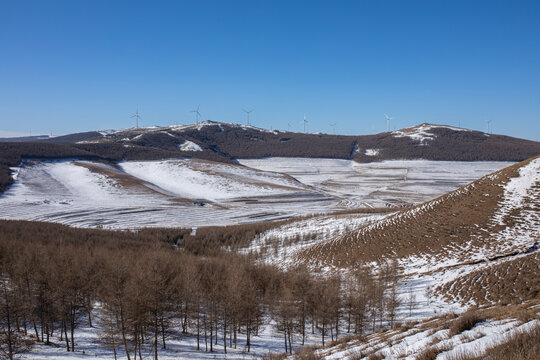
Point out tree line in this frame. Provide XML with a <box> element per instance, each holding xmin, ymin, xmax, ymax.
<box><xmin>0</xmin><ymin>220</ymin><xmax>405</xmax><ymax>360</ymax></box>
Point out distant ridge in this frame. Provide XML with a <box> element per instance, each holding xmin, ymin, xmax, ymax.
<box><xmin>0</xmin><ymin>121</ymin><xmax>539</xmax><ymax>194</ymax></box>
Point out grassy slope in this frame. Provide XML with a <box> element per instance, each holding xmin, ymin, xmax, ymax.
<box><xmin>299</xmin><ymin>156</ymin><xmax>539</xmax><ymax>268</ymax></box>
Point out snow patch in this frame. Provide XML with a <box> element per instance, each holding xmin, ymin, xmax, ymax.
<box><xmin>364</xmin><ymin>148</ymin><xmax>380</xmax><ymax>156</ymax></box>
<box><xmin>179</xmin><ymin>140</ymin><xmax>203</xmax><ymax>152</ymax></box>
<box><xmin>119</xmin><ymin>160</ymin><xmax>304</xmax><ymax>201</ymax></box>
<box><xmin>392</xmin><ymin>123</ymin><xmax>470</xmax><ymax>144</ymax></box>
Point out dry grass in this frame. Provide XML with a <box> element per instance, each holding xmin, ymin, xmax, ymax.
<box><xmin>437</xmin><ymin>252</ymin><xmax>540</xmax><ymax>306</ymax></box>
<box><xmin>345</xmin><ymin>349</ymin><xmax>364</xmax><ymax>360</ymax></box>
<box><xmin>262</xmin><ymin>353</ymin><xmax>287</xmax><ymax>360</ymax></box>
<box><xmin>299</xmin><ymin>158</ymin><xmax>535</xmax><ymax>268</ymax></box>
<box><xmin>415</xmin><ymin>345</ymin><xmax>450</xmax><ymax>360</ymax></box>
<box><xmin>327</xmin><ymin>334</ymin><xmax>358</xmax><ymax>348</ymax></box>
<box><xmin>294</xmin><ymin>346</ymin><xmax>322</xmax><ymax>360</ymax></box>
<box><xmin>449</xmin><ymin>311</ymin><xmax>486</xmax><ymax>336</ymax></box>
<box><xmin>445</xmin><ymin>324</ymin><xmax>540</xmax><ymax>360</ymax></box>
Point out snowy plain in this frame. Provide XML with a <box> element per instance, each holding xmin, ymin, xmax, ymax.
<box><xmin>0</xmin><ymin>158</ymin><xmax>511</xmax><ymax>229</ymax></box>
<box><xmin>239</xmin><ymin>158</ymin><xmax>513</xmax><ymax>207</ymax></box>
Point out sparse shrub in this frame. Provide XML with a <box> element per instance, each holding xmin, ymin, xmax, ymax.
<box><xmin>415</xmin><ymin>345</ymin><xmax>450</xmax><ymax>360</ymax></box>
<box><xmin>449</xmin><ymin>311</ymin><xmax>486</xmax><ymax>336</ymax></box>
<box><xmin>328</xmin><ymin>334</ymin><xmax>356</xmax><ymax>348</ymax></box>
<box><xmin>514</xmin><ymin>308</ymin><xmax>535</xmax><ymax>323</ymax></box>
<box><xmin>262</xmin><ymin>353</ymin><xmax>287</xmax><ymax>360</ymax></box>
<box><xmin>367</xmin><ymin>353</ymin><xmax>384</xmax><ymax>360</ymax></box>
<box><xmin>294</xmin><ymin>346</ymin><xmax>322</xmax><ymax>360</ymax></box>
<box><xmin>346</xmin><ymin>349</ymin><xmax>364</xmax><ymax>360</ymax></box>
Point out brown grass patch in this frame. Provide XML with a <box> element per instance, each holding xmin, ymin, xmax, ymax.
<box><xmin>415</xmin><ymin>345</ymin><xmax>450</xmax><ymax>360</ymax></box>
<box><xmin>449</xmin><ymin>311</ymin><xmax>486</xmax><ymax>336</ymax></box>
<box><xmin>437</xmin><ymin>252</ymin><xmax>540</xmax><ymax>306</ymax></box>
<box><xmin>294</xmin><ymin>346</ymin><xmax>322</xmax><ymax>360</ymax></box>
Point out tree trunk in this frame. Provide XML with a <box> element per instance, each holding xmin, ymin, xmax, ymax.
<box><xmin>119</xmin><ymin>306</ymin><xmax>131</xmax><ymax>360</ymax></box>
<box><xmin>154</xmin><ymin>314</ymin><xmax>159</xmax><ymax>360</ymax></box>
<box><xmin>223</xmin><ymin>316</ymin><xmax>227</xmax><ymax>354</ymax></box>
<box><xmin>160</xmin><ymin>316</ymin><xmax>166</xmax><ymax>349</ymax></box>
<box><xmin>63</xmin><ymin>319</ymin><xmax>69</xmax><ymax>351</ymax></box>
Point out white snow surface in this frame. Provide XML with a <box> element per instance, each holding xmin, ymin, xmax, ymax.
<box><xmin>119</xmin><ymin>160</ymin><xmax>304</xmax><ymax>201</ymax></box>
<box><xmin>0</xmin><ymin>159</ymin><xmax>329</xmax><ymax>228</ymax></box>
<box><xmin>23</xmin><ymin>315</ymin><xmax>315</xmax><ymax>360</ymax></box>
<box><xmin>492</xmin><ymin>157</ymin><xmax>540</xmax><ymax>226</ymax></box>
<box><xmin>364</xmin><ymin>148</ymin><xmax>380</xmax><ymax>156</ymax></box>
<box><xmin>239</xmin><ymin>158</ymin><xmax>512</xmax><ymax>207</ymax></box>
<box><xmin>179</xmin><ymin>140</ymin><xmax>203</xmax><ymax>151</ymax></box>
<box><xmin>0</xmin><ymin>158</ymin><xmax>513</xmax><ymax>229</ymax></box>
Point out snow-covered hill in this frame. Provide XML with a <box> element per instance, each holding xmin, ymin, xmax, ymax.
<box><xmin>0</xmin><ymin>159</ymin><xmax>510</xmax><ymax>228</ymax></box>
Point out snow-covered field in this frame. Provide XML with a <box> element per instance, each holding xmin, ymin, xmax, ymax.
<box><xmin>0</xmin><ymin>158</ymin><xmax>511</xmax><ymax>229</ymax></box>
<box><xmin>0</xmin><ymin>159</ymin><xmax>330</xmax><ymax>228</ymax></box>
<box><xmin>239</xmin><ymin>158</ymin><xmax>513</xmax><ymax>207</ymax></box>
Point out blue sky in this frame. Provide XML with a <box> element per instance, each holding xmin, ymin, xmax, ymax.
<box><xmin>1</xmin><ymin>1</ymin><xmax>539</xmax><ymax>140</ymax></box>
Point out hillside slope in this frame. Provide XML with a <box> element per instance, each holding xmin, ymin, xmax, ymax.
<box><xmin>298</xmin><ymin>156</ymin><xmax>539</xmax><ymax>268</ymax></box>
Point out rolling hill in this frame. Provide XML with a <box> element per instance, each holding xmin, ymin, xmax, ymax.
<box><xmin>1</xmin><ymin>121</ymin><xmax>539</xmax><ymax>196</ymax></box>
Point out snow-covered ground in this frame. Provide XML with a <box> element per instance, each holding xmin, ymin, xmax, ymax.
<box><xmin>0</xmin><ymin>159</ymin><xmax>330</xmax><ymax>228</ymax></box>
<box><xmin>0</xmin><ymin>158</ymin><xmax>511</xmax><ymax>229</ymax></box>
<box><xmin>119</xmin><ymin>160</ymin><xmax>306</xmax><ymax>201</ymax></box>
<box><xmin>23</xmin><ymin>317</ymin><xmax>317</xmax><ymax>360</ymax></box>
<box><xmin>317</xmin><ymin>318</ymin><xmax>540</xmax><ymax>360</ymax></box>
<box><xmin>239</xmin><ymin>158</ymin><xmax>513</xmax><ymax>207</ymax></box>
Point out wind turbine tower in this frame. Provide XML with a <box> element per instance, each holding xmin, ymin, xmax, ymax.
<box><xmin>287</xmin><ymin>122</ymin><xmax>291</xmax><ymax>132</ymax></box>
<box><xmin>191</xmin><ymin>106</ymin><xmax>201</xmax><ymax>124</ymax></box>
<box><xmin>303</xmin><ymin>114</ymin><xmax>308</xmax><ymax>133</ymax></box>
<box><xmin>243</xmin><ymin>109</ymin><xmax>254</xmax><ymax>126</ymax></box>
<box><xmin>330</xmin><ymin>123</ymin><xmax>336</xmax><ymax>135</ymax></box>
<box><xmin>486</xmin><ymin>120</ymin><xmax>491</xmax><ymax>134</ymax></box>
<box><xmin>384</xmin><ymin>114</ymin><xmax>393</xmax><ymax>132</ymax></box>
<box><xmin>131</xmin><ymin>108</ymin><xmax>142</xmax><ymax>128</ymax></box>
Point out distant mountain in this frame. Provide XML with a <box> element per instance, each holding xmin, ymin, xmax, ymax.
<box><xmin>0</xmin><ymin>121</ymin><xmax>539</xmax><ymax>194</ymax></box>
<box><xmin>0</xmin><ymin>135</ymin><xmax>51</xmax><ymax>142</ymax></box>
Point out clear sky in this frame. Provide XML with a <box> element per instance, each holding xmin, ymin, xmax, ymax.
<box><xmin>1</xmin><ymin>0</ymin><xmax>539</xmax><ymax>140</ymax></box>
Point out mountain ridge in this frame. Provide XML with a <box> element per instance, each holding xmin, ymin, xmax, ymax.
<box><xmin>0</xmin><ymin>122</ymin><xmax>539</xmax><ymax>194</ymax></box>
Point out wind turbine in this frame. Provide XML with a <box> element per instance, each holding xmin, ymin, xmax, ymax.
<box><xmin>486</xmin><ymin>120</ymin><xmax>491</xmax><ymax>134</ymax></box>
<box><xmin>303</xmin><ymin>113</ymin><xmax>308</xmax><ymax>133</ymax></box>
<box><xmin>287</xmin><ymin>122</ymin><xmax>291</xmax><ymax>132</ymax></box>
<box><xmin>384</xmin><ymin>114</ymin><xmax>393</xmax><ymax>132</ymax></box>
<box><xmin>242</xmin><ymin>109</ymin><xmax>254</xmax><ymax>126</ymax></box>
<box><xmin>191</xmin><ymin>105</ymin><xmax>201</xmax><ymax>124</ymax></box>
<box><xmin>330</xmin><ymin>123</ymin><xmax>336</xmax><ymax>135</ymax></box>
<box><xmin>131</xmin><ymin>108</ymin><xmax>142</xmax><ymax>128</ymax></box>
